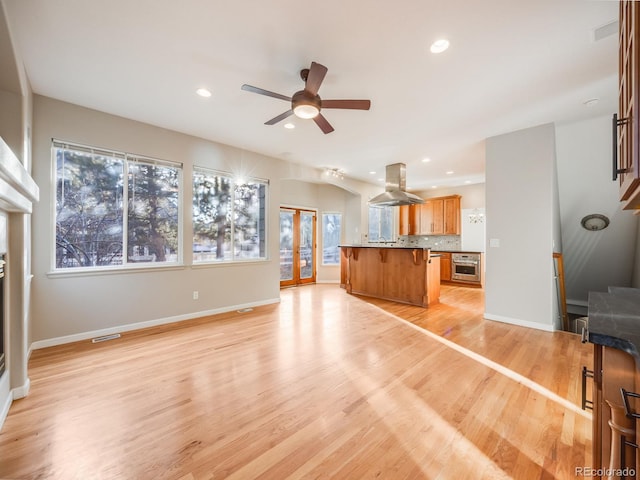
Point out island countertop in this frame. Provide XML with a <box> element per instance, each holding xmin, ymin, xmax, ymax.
<box><xmin>339</xmin><ymin>244</ymin><xmax>483</xmax><ymax>254</ymax></box>
<box><xmin>338</xmin><ymin>244</ymin><xmax>429</xmax><ymax>249</ymax></box>
<box><xmin>588</xmin><ymin>287</ymin><xmax>640</xmax><ymax>367</ymax></box>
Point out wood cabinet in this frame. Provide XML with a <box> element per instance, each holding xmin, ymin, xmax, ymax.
<box><xmin>398</xmin><ymin>204</ymin><xmax>420</xmax><ymax>235</ymax></box>
<box><xmin>398</xmin><ymin>195</ymin><xmax>461</xmax><ymax>236</ymax></box>
<box><xmin>340</xmin><ymin>246</ymin><xmax>440</xmax><ymax>307</ymax></box>
<box><xmin>617</xmin><ymin>2</ymin><xmax>640</xmax><ymax>209</ymax></box>
<box><xmin>443</xmin><ymin>196</ymin><xmax>461</xmax><ymax>234</ymax></box>
<box><xmin>591</xmin><ymin>344</ymin><xmax>639</xmax><ymax>478</ymax></box>
<box><xmin>436</xmin><ymin>251</ymin><xmax>451</xmax><ymax>281</ymax></box>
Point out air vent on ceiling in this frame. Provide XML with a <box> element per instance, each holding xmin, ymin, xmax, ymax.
<box><xmin>593</xmin><ymin>20</ymin><xmax>618</xmax><ymax>42</ymax></box>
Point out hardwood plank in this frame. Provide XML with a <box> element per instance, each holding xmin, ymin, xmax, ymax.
<box><xmin>0</xmin><ymin>284</ymin><xmax>592</xmax><ymax>479</ymax></box>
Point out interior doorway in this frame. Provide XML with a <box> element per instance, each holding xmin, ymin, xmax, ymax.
<box><xmin>280</xmin><ymin>207</ymin><xmax>316</xmax><ymax>287</ymax></box>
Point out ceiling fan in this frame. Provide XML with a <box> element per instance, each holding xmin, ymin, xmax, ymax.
<box><xmin>241</xmin><ymin>61</ymin><xmax>371</xmax><ymax>134</ymax></box>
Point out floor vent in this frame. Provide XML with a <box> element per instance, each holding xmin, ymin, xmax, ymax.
<box><xmin>91</xmin><ymin>333</ymin><xmax>121</xmax><ymax>343</ymax></box>
<box><xmin>237</xmin><ymin>308</ymin><xmax>254</xmax><ymax>313</ymax></box>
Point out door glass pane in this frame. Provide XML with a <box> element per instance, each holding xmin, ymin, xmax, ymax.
<box><xmin>128</xmin><ymin>163</ymin><xmax>180</xmax><ymax>263</ymax></box>
<box><xmin>279</xmin><ymin>211</ymin><xmax>293</xmax><ymax>281</ymax></box>
<box><xmin>300</xmin><ymin>212</ymin><xmax>314</xmax><ymax>279</ymax></box>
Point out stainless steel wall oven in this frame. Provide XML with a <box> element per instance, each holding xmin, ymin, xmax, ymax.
<box><xmin>451</xmin><ymin>253</ymin><xmax>481</xmax><ymax>284</ymax></box>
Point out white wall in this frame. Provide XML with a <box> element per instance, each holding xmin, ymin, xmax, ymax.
<box><xmin>417</xmin><ymin>183</ymin><xmax>486</xmax><ymax>209</ymax></box>
<box><xmin>31</xmin><ymin>96</ymin><xmax>293</xmax><ymax>344</ymax></box>
<box><xmin>30</xmin><ymin>96</ymin><xmax>377</xmax><ymax>345</ymax></box>
<box><xmin>556</xmin><ymin>115</ymin><xmax>638</xmax><ymax>312</ymax></box>
<box><xmin>485</xmin><ymin>123</ymin><xmax>558</xmax><ymax>331</ymax></box>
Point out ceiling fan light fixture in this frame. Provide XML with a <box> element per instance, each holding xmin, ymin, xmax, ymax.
<box><xmin>292</xmin><ymin>90</ymin><xmax>321</xmax><ymax>119</ymax></box>
<box><xmin>293</xmin><ymin>104</ymin><xmax>320</xmax><ymax>119</ymax></box>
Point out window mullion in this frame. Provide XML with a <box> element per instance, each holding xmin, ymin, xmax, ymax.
<box><xmin>230</xmin><ymin>179</ymin><xmax>236</xmax><ymax>261</ymax></box>
<box><xmin>123</xmin><ymin>160</ymin><xmax>129</xmax><ymax>265</ymax></box>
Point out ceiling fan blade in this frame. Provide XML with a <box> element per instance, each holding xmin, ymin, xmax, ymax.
<box><xmin>241</xmin><ymin>84</ymin><xmax>291</xmax><ymax>102</ymax></box>
<box><xmin>265</xmin><ymin>110</ymin><xmax>294</xmax><ymax>125</ymax></box>
<box><xmin>313</xmin><ymin>114</ymin><xmax>335</xmax><ymax>134</ymax></box>
<box><xmin>304</xmin><ymin>62</ymin><xmax>328</xmax><ymax>96</ymax></box>
<box><xmin>321</xmin><ymin>99</ymin><xmax>371</xmax><ymax>110</ymax></box>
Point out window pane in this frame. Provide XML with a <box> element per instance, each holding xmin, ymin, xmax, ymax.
<box><xmin>299</xmin><ymin>211</ymin><xmax>314</xmax><ymax>279</ymax></box>
<box><xmin>368</xmin><ymin>206</ymin><xmax>381</xmax><ymax>241</ymax></box>
<box><xmin>279</xmin><ymin>211</ymin><xmax>294</xmax><ymax>281</ymax></box>
<box><xmin>380</xmin><ymin>207</ymin><xmax>394</xmax><ymax>241</ymax></box>
<box><xmin>368</xmin><ymin>205</ymin><xmax>394</xmax><ymax>242</ymax></box>
<box><xmin>233</xmin><ymin>181</ymin><xmax>266</xmax><ymax>259</ymax></box>
<box><xmin>322</xmin><ymin>213</ymin><xmax>341</xmax><ymax>265</ymax></box>
<box><xmin>192</xmin><ymin>171</ymin><xmax>232</xmax><ymax>261</ymax></box>
<box><xmin>55</xmin><ymin>147</ymin><xmax>124</xmax><ymax>268</ymax></box>
<box><xmin>127</xmin><ymin>163</ymin><xmax>180</xmax><ymax>263</ymax></box>
<box><xmin>193</xmin><ymin>169</ymin><xmax>267</xmax><ymax>263</ymax></box>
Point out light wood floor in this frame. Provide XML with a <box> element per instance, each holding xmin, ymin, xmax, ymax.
<box><xmin>0</xmin><ymin>284</ymin><xmax>592</xmax><ymax>479</ymax></box>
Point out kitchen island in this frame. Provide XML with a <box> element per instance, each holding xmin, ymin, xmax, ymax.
<box><xmin>340</xmin><ymin>245</ymin><xmax>440</xmax><ymax>307</ymax></box>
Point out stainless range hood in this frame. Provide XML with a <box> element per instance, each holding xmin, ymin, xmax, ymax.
<box><xmin>368</xmin><ymin>163</ymin><xmax>425</xmax><ymax>206</ymax></box>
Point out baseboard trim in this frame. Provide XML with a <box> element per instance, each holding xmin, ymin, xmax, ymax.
<box><xmin>0</xmin><ymin>373</ymin><xmax>11</xmax><ymax>431</ymax></box>
<box><xmin>31</xmin><ymin>297</ymin><xmax>281</xmax><ymax>350</ymax></box>
<box><xmin>13</xmin><ymin>378</ymin><xmax>30</xmax><ymax>399</ymax></box>
<box><xmin>315</xmin><ymin>280</ymin><xmax>340</xmax><ymax>284</ymax></box>
<box><xmin>484</xmin><ymin>312</ymin><xmax>555</xmax><ymax>332</ymax></box>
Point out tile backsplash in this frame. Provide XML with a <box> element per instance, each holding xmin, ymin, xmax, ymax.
<box><xmin>396</xmin><ymin>235</ymin><xmax>461</xmax><ymax>251</ymax></box>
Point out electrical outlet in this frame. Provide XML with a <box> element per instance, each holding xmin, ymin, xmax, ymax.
<box><xmin>193</xmin><ymin>291</ymin><xmax>199</xmax><ymax>300</ymax></box>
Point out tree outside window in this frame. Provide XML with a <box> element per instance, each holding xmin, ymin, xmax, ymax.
<box><xmin>192</xmin><ymin>168</ymin><xmax>267</xmax><ymax>262</ymax></box>
<box><xmin>54</xmin><ymin>141</ymin><xmax>180</xmax><ymax>269</ymax></box>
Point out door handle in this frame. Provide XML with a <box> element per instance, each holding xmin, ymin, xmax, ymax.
<box><xmin>613</xmin><ymin>113</ymin><xmax>630</xmax><ymax>181</ymax></box>
<box><xmin>581</xmin><ymin>366</ymin><xmax>594</xmax><ymax>411</ymax></box>
<box><xmin>621</xmin><ymin>387</ymin><xmax>640</xmax><ymax>419</ymax></box>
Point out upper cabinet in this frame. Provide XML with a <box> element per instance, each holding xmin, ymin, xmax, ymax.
<box><xmin>398</xmin><ymin>195</ymin><xmax>461</xmax><ymax>235</ymax></box>
<box><xmin>442</xmin><ymin>196</ymin><xmax>461</xmax><ymax>235</ymax></box>
<box><xmin>616</xmin><ymin>1</ymin><xmax>640</xmax><ymax>209</ymax></box>
<box><xmin>398</xmin><ymin>203</ymin><xmax>419</xmax><ymax>235</ymax></box>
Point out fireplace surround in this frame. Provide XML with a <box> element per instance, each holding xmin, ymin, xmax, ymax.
<box><xmin>0</xmin><ymin>137</ymin><xmax>39</xmax><ymax>430</ymax></box>
<box><xmin>0</xmin><ymin>255</ymin><xmax>4</xmax><ymax>379</ymax></box>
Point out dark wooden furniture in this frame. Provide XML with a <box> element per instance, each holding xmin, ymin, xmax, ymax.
<box><xmin>616</xmin><ymin>1</ymin><xmax>640</xmax><ymax>209</ymax></box>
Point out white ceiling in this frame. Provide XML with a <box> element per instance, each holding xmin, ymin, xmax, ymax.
<box><xmin>3</xmin><ymin>0</ymin><xmax>618</xmax><ymax>191</ymax></box>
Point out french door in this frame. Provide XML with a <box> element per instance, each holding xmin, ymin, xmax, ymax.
<box><xmin>280</xmin><ymin>208</ymin><xmax>316</xmax><ymax>287</ymax></box>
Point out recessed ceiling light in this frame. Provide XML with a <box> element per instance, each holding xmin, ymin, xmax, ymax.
<box><xmin>446</xmin><ymin>170</ymin><xmax>454</xmax><ymax>175</ymax></box>
<box><xmin>196</xmin><ymin>88</ymin><xmax>212</xmax><ymax>98</ymax></box>
<box><xmin>422</xmin><ymin>157</ymin><xmax>431</xmax><ymax>163</ymax></box>
<box><xmin>378</xmin><ymin>178</ymin><xmax>384</xmax><ymax>182</ymax></box>
<box><xmin>430</xmin><ymin>39</ymin><xmax>450</xmax><ymax>54</ymax></box>
<box><xmin>465</xmin><ymin>180</ymin><xmax>471</xmax><ymax>184</ymax></box>
<box><xmin>369</xmin><ymin>171</ymin><xmax>376</xmax><ymax>175</ymax></box>
<box><xmin>431</xmin><ymin>185</ymin><xmax>438</xmax><ymax>189</ymax></box>
<box><xmin>284</xmin><ymin>123</ymin><xmax>295</xmax><ymax>129</ymax></box>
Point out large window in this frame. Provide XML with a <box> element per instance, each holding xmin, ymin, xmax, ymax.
<box><xmin>54</xmin><ymin>141</ymin><xmax>181</xmax><ymax>269</ymax></box>
<box><xmin>321</xmin><ymin>213</ymin><xmax>341</xmax><ymax>265</ymax></box>
<box><xmin>368</xmin><ymin>205</ymin><xmax>395</xmax><ymax>242</ymax></box>
<box><xmin>192</xmin><ymin>168</ymin><xmax>267</xmax><ymax>262</ymax></box>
